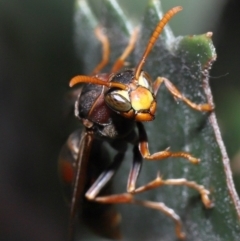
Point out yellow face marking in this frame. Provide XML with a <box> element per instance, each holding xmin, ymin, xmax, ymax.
<box><xmin>130</xmin><ymin>86</ymin><xmax>153</xmax><ymax>111</ymax></box>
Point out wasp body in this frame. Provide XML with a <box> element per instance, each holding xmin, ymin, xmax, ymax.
<box><xmin>59</xmin><ymin>6</ymin><xmax>213</xmax><ymax>240</ymax></box>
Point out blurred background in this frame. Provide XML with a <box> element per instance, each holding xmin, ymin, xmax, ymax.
<box><xmin>0</xmin><ymin>0</ymin><xmax>239</xmax><ymax>240</ymax></box>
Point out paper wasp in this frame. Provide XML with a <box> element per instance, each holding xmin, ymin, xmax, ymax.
<box><xmin>59</xmin><ymin>6</ymin><xmax>213</xmax><ymax>240</ymax></box>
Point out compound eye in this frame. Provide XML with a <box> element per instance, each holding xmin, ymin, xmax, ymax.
<box><xmin>138</xmin><ymin>71</ymin><xmax>153</xmax><ymax>92</ymax></box>
<box><xmin>105</xmin><ymin>90</ymin><xmax>131</xmax><ymax>112</ymax></box>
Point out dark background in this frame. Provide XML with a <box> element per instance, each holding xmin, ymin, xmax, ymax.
<box><xmin>0</xmin><ymin>0</ymin><xmax>240</xmax><ymax>240</ymax></box>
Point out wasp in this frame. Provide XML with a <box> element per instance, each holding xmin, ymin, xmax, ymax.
<box><xmin>59</xmin><ymin>6</ymin><xmax>214</xmax><ymax>240</ymax></box>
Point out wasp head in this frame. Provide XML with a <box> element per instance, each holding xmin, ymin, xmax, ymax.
<box><xmin>105</xmin><ymin>70</ymin><xmax>157</xmax><ymax>121</ymax></box>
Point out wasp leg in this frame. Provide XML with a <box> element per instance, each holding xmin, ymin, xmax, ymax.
<box><xmin>86</xmin><ymin>136</ymin><xmax>141</xmax><ymax>199</ymax></box>
<box><xmin>134</xmin><ymin>173</ymin><xmax>213</xmax><ymax>208</ymax></box>
<box><xmin>153</xmin><ymin>77</ymin><xmax>214</xmax><ymax>112</ymax></box>
<box><xmin>125</xmin><ymin>141</ymin><xmax>212</xmax><ymax>208</ymax></box>
<box><xmin>111</xmin><ymin>27</ymin><xmax>139</xmax><ymax>73</ymax></box>
<box><xmin>85</xmin><ymin>146</ymin><xmax>127</xmax><ymax>199</ymax></box>
<box><xmin>91</xmin><ymin>26</ymin><xmax>110</xmax><ymax>75</ymax></box>
<box><xmin>137</xmin><ymin>122</ymin><xmax>200</xmax><ymax>164</ymax></box>
<box><xmin>127</xmin><ymin>145</ymin><xmax>143</xmax><ymax>192</ymax></box>
<box><xmin>85</xmin><ymin>137</ymin><xmax>186</xmax><ymax>239</ymax></box>
<box><xmin>88</xmin><ymin>193</ymin><xmax>185</xmax><ymax>240</ymax></box>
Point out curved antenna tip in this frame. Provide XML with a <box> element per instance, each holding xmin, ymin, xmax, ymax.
<box><xmin>69</xmin><ymin>78</ymin><xmax>76</xmax><ymax>87</ymax></box>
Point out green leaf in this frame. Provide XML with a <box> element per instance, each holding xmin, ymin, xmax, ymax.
<box><xmin>73</xmin><ymin>0</ymin><xmax>240</xmax><ymax>240</ymax></box>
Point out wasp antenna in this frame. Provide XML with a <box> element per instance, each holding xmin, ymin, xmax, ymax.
<box><xmin>69</xmin><ymin>75</ymin><xmax>128</xmax><ymax>90</ymax></box>
<box><xmin>69</xmin><ymin>75</ymin><xmax>104</xmax><ymax>87</ymax></box>
<box><xmin>134</xmin><ymin>6</ymin><xmax>183</xmax><ymax>79</ymax></box>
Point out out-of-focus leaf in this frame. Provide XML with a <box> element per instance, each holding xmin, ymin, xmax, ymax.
<box><xmin>72</xmin><ymin>0</ymin><xmax>240</xmax><ymax>240</ymax></box>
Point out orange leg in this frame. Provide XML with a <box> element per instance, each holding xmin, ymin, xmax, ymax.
<box><xmin>153</xmin><ymin>77</ymin><xmax>214</xmax><ymax>112</ymax></box>
<box><xmin>137</xmin><ymin>122</ymin><xmax>200</xmax><ymax>164</ymax></box>
<box><xmin>111</xmin><ymin>27</ymin><xmax>139</xmax><ymax>73</ymax></box>
<box><xmin>134</xmin><ymin>122</ymin><xmax>212</xmax><ymax>207</ymax></box>
<box><xmin>91</xmin><ymin>26</ymin><xmax>110</xmax><ymax>75</ymax></box>
<box><xmin>134</xmin><ymin>173</ymin><xmax>213</xmax><ymax>208</ymax></box>
<box><xmin>91</xmin><ymin>26</ymin><xmax>139</xmax><ymax>75</ymax></box>
<box><xmin>93</xmin><ymin>193</ymin><xmax>186</xmax><ymax>240</ymax></box>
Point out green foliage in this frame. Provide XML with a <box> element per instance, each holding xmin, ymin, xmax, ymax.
<box><xmin>74</xmin><ymin>0</ymin><xmax>240</xmax><ymax>240</ymax></box>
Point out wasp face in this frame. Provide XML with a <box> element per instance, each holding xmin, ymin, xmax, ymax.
<box><xmin>105</xmin><ymin>71</ymin><xmax>157</xmax><ymax>121</ymax></box>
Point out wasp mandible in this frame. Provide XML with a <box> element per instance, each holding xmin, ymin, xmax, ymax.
<box><xmin>59</xmin><ymin>6</ymin><xmax>214</xmax><ymax>240</ymax></box>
